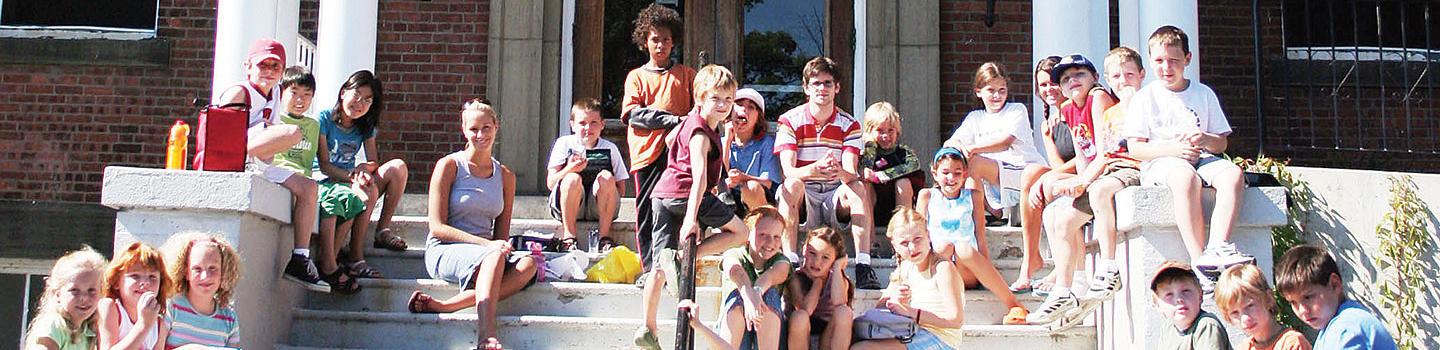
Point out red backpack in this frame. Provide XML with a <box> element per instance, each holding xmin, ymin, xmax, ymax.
<box><xmin>192</xmin><ymin>92</ymin><xmax>250</xmax><ymax>171</ymax></box>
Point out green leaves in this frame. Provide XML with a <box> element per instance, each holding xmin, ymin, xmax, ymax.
<box><xmin>1375</xmin><ymin>175</ymin><xmax>1427</xmax><ymax>350</ymax></box>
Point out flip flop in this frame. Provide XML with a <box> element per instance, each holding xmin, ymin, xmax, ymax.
<box><xmin>407</xmin><ymin>291</ymin><xmax>439</xmax><ymax>313</ymax></box>
<box><xmin>1033</xmin><ymin>278</ymin><xmax>1055</xmax><ymax>298</ymax></box>
<box><xmin>1009</xmin><ymin>279</ymin><xmax>1034</xmax><ymax>294</ymax></box>
<box><xmin>373</xmin><ymin>228</ymin><xmax>408</xmax><ymax>251</ymax></box>
<box><xmin>1002</xmin><ymin>306</ymin><xmax>1030</xmax><ymax>325</ymax></box>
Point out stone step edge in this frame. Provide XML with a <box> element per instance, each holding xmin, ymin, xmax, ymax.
<box><xmin>346</xmin><ymin>279</ymin><xmax>1047</xmax><ymax>303</ymax></box>
<box><xmin>289</xmin><ymin>309</ymin><xmax>1094</xmax><ymax>336</ymax></box>
<box><xmin>363</xmin><ymin>247</ymin><xmax>1053</xmax><ymax>270</ymax></box>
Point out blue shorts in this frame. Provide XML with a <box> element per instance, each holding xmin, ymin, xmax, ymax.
<box><xmin>721</xmin><ymin>288</ymin><xmax>785</xmax><ymax>350</ymax></box>
<box><xmin>904</xmin><ymin>329</ymin><xmax>956</xmax><ymax>350</ymax></box>
<box><xmin>424</xmin><ymin>240</ymin><xmax>537</xmax><ymax>290</ymax></box>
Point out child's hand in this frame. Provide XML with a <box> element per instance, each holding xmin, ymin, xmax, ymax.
<box><xmin>741</xmin><ymin>289</ymin><xmax>767</xmax><ymax>329</ymax></box>
<box><xmin>138</xmin><ymin>291</ymin><xmax>161</xmax><ymax>326</ymax></box>
<box><xmin>862</xmin><ymin>168</ymin><xmax>878</xmax><ymax>183</ymax></box>
<box><xmin>1028</xmin><ymin>183</ymin><xmax>1049</xmax><ymax>209</ymax></box>
<box><xmin>1055</xmin><ymin>178</ymin><xmax>1087</xmax><ymax>198</ymax></box>
<box><xmin>361</xmin><ymin>161</ymin><xmax>379</xmax><ymax>174</ymax></box>
<box><xmin>725</xmin><ymin>169</ymin><xmax>747</xmax><ymax>188</ymax></box>
<box><xmin>564</xmin><ymin>153</ymin><xmax>588</xmax><ymax>174</ymax></box>
<box><xmin>884</xmin><ymin>284</ymin><xmax>912</xmax><ymax>314</ymax></box>
<box><xmin>488</xmin><ymin>239</ymin><xmax>514</xmax><ymax>255</ymax></box>
<box><xmin>679</xmin><ymin>221</ymin><xmax>700</xmax><ymax>243</ymax></box>
<box><xmin>678</xmin><ymin>299</ymin><xmax>704</xmax><ymax>327</ymax></box>
<box><xmin>1171</xmin><ymin>142</ymin><xmax>1202</xmax><ymax>161</ymax></box>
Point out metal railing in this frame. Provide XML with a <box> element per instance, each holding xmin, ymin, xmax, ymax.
<box><xmin>1262</xmin><ymin>0</ymin><xmax>1439</xmax><ymax>156</ymax></box>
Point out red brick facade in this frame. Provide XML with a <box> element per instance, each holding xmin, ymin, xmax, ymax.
<box><xmin>0</xmin><ymin>0</ymin><xmax>1428</xmax><ymax>202</ymax></box>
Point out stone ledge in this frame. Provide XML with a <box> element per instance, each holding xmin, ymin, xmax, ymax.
<box><xmin>101</xmin><ymin>166</ymin><xmax>292</xmax><ymax>224</ymax></box>
<box><xmin>0</xmin><ymin>37</ymin><xmax>170</xmax><ymax>67</ymax></box>
<box><xmin>1115</xmin><ymin>186</ymin><xmax>1287</xmax><ymax>232</ymax></box>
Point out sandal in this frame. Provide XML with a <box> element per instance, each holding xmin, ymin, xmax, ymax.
<box><xmin>322</xmin><ymin>268</ymin><xmax>361</xmax><ymax>295</ymax></box>
<box><xmin>407</xmin><ymin>291</ymin><xmax>439</xmax><ymax>313</ymax></box>
<box><xmin>1009</xmin><ymin>279</ymin><xmax>1034</xmax><ymax>294</ymax></box>
<box><xmin>1033</xmin><ymin>278</ymin><xmax>1055</xmax><ymax>298</ymax></box>
<box><xmin>1002</xmin><ymin>306</ymin><xmax>1030</xmax><ymax>325</ymax></box>
<box><xmin>556</xmin><ymin>237</ymin><xmax>579</xmax><ymax>252</ymax></box>
<box><xmin>348</xmin><ymin>260</ymin><xmax>384</xmax><ymax>279</ymax></box>
<box><xmin>373</xmin><ymin>228</ymin><xmax>408</xmax><ymax>251</ymax></box>
<box><xmin>597</xmin><ymin>236</ymin><xmax>617</xmax><ymax>252</ymax></box>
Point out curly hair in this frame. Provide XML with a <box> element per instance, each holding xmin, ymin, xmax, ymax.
<box><xmin>104</xmin><ymin>242</ymin><xmax>172</xmax><ymax>314</ymax></box>
<box><xmin>163</xmin><ymin>232</ymin><xmax>242</xmax><ymax>307</ymax></box>
<box><xmin>631</xmin><ymin>3</ymin><xmax>683</xmax><ymax>52</ymax></box>
<box><xmin>27</xmin><ymin>247</ymin><xmax>107</xmax><ymax>346</ymax></box>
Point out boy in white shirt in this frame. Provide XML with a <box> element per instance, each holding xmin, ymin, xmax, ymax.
<box><xmin>547</xmin><ymin>98</ymin><xmax>630</xmax><ymax>251</ymax></box>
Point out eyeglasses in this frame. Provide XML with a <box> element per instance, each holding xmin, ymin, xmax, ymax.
<box><xmin>807</xmin><ymin>80</ymin><xmax>837</xmax><ymax>89</ymax></box>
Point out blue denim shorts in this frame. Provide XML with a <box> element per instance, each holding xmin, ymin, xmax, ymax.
<box><xmin>904</xmin><ymin>329</ymin><xmax>956</xmax><ymax>350</ymax></box>
<box><xmin>721</xmin><ymin>288</ymin><xmax>785</xmax><ymax>350</ymax></box>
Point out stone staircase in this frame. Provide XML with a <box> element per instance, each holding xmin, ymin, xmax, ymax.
<box><xmin>278</xmin><ymin>193</ymin><xmax>1098</xmax><ymax>350</ymax></box>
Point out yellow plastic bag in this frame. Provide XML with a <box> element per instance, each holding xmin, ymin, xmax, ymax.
<box><xmin>586</xmin><ymin>246</ymin><xmax>643</xmax><ymax>283</ymax></box>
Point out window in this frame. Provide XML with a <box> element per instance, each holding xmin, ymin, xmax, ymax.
<box><xmin>742</xmin><ymin>0</ymin><xmax>824</xmax><ymax>121</ymax></box>
<box><xmin>1283</xmin><ymin>0</ymin><xmax>1438</xmax><ymax>62</ymax></box>
<box><xmin>0</xmin><ymin>0</ymin><xmax>159</xmax><ymax>39</ymax></box>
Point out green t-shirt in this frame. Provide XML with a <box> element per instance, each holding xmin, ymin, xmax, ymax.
<box><xmin>1159</xmin><ymin>311</ymin><xmax>1233</xmax><ymax>350</ymax></box>
<box><xmin>25</xmin><ymin>314</ymin><xmax>95</xmax><ymax>350</ymax></box>
<box><xmin>720</xmin><ymin>246</ymin><xmax>790</xmax><ymax>297</ymax></box>
<box><xmin>272</xmin><ymin>112</ymin><xmax>321</xmax><ymax>177</ymax></box>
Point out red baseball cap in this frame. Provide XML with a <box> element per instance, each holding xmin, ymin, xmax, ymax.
<box><xmin>1149</xmin><ymin>260</ymin><xmax>1196</xmax><ymax>291</ymax></box>
<box><xmin>247</xmin><ymin>38</ymin><xmax>286</xmax><ymax>66</ymax></box>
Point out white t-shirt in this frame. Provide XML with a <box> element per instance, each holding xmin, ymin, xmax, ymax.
<box><xmin>950</xmin><ymin>102</ymin><xmax>1046</xmax><ymax>166</ymax></box>
<box><xmin>545</xmin><ymin>134</ymin><xmax>630</xmax><ymax>187</ymax></box>
<box><xmin>1123</xmin><ymin>80</ymin><xmax>1232</xmax><ymax>143</ymax></box>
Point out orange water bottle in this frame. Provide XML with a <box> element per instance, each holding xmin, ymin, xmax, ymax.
<box><xmin>166</xmin><ymin>120</ymin><xmax>190</xmax><ymax>169</ymax></box>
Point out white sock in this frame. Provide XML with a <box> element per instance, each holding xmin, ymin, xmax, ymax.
<box><xmin>856</xmin><ymin>252</ymin><xmax>872</xmax><ymax>266</ymax></box>
<box><xmin>1098</xmin><ymin>259</ymin><xmax>1117</xmax><ymax>273</ymax></box>
<box><xmin>293</xmin><ymin>248</ymin><xmax>310</xmax><ymax>258</ymax></box>
<box><xmin>1051</xmin><ymin>286</ymin><xmax>1072</xmax><ymax>299</ymax></box>
<box><xmin>784</xmin><ymin>251</ymin><xmax>800</xmax><ymax>265</ymax></box>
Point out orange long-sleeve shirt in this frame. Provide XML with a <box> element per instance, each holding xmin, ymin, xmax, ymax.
<box><xmin>620</xmin><ymin>63</ymin><xmax>696</xmax><ymax>170</ymax></box>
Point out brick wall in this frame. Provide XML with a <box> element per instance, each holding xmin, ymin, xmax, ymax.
<box><xmin>0</xmin><ymin>0</ymin><xmax>216</xmax><ymax>202</ymax></box>
<box><xmin>938</xmin><ymin>0</ymin><xmax>1034</xmax><ymax>135</ymax></box>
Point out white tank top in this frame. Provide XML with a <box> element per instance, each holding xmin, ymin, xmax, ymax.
<box><xmin>115</xmin><ymin>301</ymin><xmax>159</xmax><ymax>349</ymax></box>
<box><xmin>237</xmin><ymin>82</ymin><xmax>280</xmax><ymax>130</ymax></box>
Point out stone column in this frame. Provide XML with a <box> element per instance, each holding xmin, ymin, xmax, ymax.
<box><xmin>314</xmin><ymin>0</ymin><xmax>379</xmax><ymax>108</ymax></box>
<box><xmin>866</xmin><ymin>0</ymin><xmax>941</xmax><ymax>166</ymax></box>
<box><xmin>212</xmin><ymin>0</ymin><xmax>278</xmax><ymax>101</ymax></box>
<box><xmin>274</xmin><ymin>0</ymin><xmax>301</xmax><ymax>67</ymax></box>
<box><xmin>1031</xmin><ymin>0</ymin><xmax>1108</xmax><ymax>164</ymax></box>
<box><xmin>101</xmin><ymin>167</ymin><xmax>305</xmax><ymax>350</ymax></box>
<box><xmin>1097</xmin><ymin>186</ymin><xmax>1287</xmax><ymax>350</ymax></box>
<box><xmin>488</xmin><ymin>0</ymin><xmax>563</xmax><ymax>193</ymax></box>
<box><xmin>1120</xmin><ymin>0</ymin><xmax>1201</xmax><ymax>84</ymax></box>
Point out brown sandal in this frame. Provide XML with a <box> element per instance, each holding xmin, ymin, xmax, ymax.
<box><xmin>373</xmin><ymin>228</ymin><xmax>408</xmax><ymax>251</ymax></box>
<box><xmin>407</xmin><ymin>291</ymin><xmax>439</xmax><ymax>313</ymax></box>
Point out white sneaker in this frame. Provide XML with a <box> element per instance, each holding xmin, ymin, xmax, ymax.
<box><xmin>1026</xmin><ymin>292</ymin><xmax>1079</xmax><ymax>325</ymax></box>
<box><xmin>1085</xmin><ymin>268</ymin><xmax>1123</xmax><ymax>301</ymax></box>
<box><xmin>1193</xmin><ymin>268</ymin><xmax>1216</xmax><ymax>298</ymax></box>
<box><xmin>1194</xmin><ymin>242</ymin><xmax>1255</xmax><ymax>271</ymax></box>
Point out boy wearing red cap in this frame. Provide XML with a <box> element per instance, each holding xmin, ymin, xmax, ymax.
<box><xmin>1151</xmin><ymin>260</ymin><xmax>1233</xmax><ymax>350</ymax></box>
<box><xmin>215</xmin><ymin>38</ymin><xmax>327</xmax><ymax>291</ymax></box>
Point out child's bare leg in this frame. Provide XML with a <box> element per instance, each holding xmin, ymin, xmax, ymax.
<box><xmin>374</xmin><ymin>159</ymin><xmax>408</xmax><ymax>232</ymax></box>
<box><xmin>349</xmin><ymin>182</ymin><xmax>380</xmax><ymax>260</ymax></box>
<box><xmin>776</xmin><ymin>178</ymin><xmax>806</xmax><ymax>253</ymax></box>
<box><xmin>248</xmin><ymin>125</ymin><xmax>302</xmax><ymax>160</ymax></box>
<box><xmin>967</xmin><ymin>155</ymin><xmax>1001</xmax><ymax>187</ymax></box>
<box><xmin>1088</xmin><ymin>178</ymin><xmax>1126</xmax><ymax>260</ymax></box>
<box><xmin>724</xmin><ymin>305</ymin><xmax>747</xmax><ymax>346</ymax></box>
<box><xmin>955</xmin><ymin>244</ymin><xmax>1022</xmax><ymax>307</ymax></box>
<box><xmin>498</xmin><ymin>256</ymin><xmax>539</xmax><ymax>299</ymax></box>
<box><xmin>696</xmin><ymin>218</ymin><xmax>748</xmax><ymax>257</ymax></box>
<box><xmin>1043</xmin><ymin>205</ymin><xmax>1080</xmax><ymax>291</ymax></box>
<box><xmin>317</xmin><ymin>216</ymin><xmax>340</xmax><ymax>274</ymax></box>
<box><xmin>739</xmin><ymin>180</ymin><xmax>770</xmax><ymax>210</ymax></box>
<box><xmin>894</xmin><ymin>178</ymin><xmax>914</xmax><ymax>210</ymax></box>
<box><xmin>594</xmin><ymin>171</ymin><xmax>619</xmax><ymax>240</ymax></box>
<box><xmin>787</xmin><ymin>310</ymin><xmax>811</xmax><ymax>350</ymax></box>
<box><xmin>281</xmin><ymin>177</ymin><xmax>318</xmax><ymax>249</ymax></box>
<box><xmin>822</xmin><ymin>306</ymin><xmax>853</xmax><ymax>350</ymax></box>
<box><xmin>839</xmin><ymin>183</ymin><xmax>872</xmax><ymax>257</ymax></box>
<box><xmin>1014</xmin><ymin>169</ymin><xmax>1050</xmax><ymax>288</ymax></box>
<box><xmin>1166</xmin><ymin>167</ymin><xmax>1207</xmax><ymax>260</ymax></box>
<box><xmin>557</xmin><ymin>172</ymin><xmax>585</xmax><ymax>241</ymax></box>
<box><xmin>756</xmin><ymin>307</ymin><xmax>782</xmax><ymax>350</ymax></box>
<box><xmin>429</xmin><ymin>289</ymin><xmax>478</xmax><ymax>313</ymax></box>
<box><xmin>1206</xmin><ymin>165</ymin><xmax>1245</xmax><ymax>245</ymax></box>
<box><xmin>641</xmin><ymin>268</ymin><xmax>665</xmax><ymax>332</ymax></box>
<box><xmin>472</xmin><ymin>251</ymin><xmax>506</xmax><ymax>340</ymax></box>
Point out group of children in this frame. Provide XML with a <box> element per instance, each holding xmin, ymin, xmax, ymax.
<box><xmin>218</xmin><ymin>38</ymin><xmax>411</xmax><ymax>296</ymax></box>
<box><xmin>25</xmin><ymin>235</ymin><xmax>243</xmax><ymax>350</ymax></box>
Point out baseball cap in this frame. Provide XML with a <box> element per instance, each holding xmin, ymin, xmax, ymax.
<box><xmin>735</xmin><ymin>88</ymin><xmax>766</xmax><ymax>114</ymax></box>
<box><xmin>1050</xmin><ymin>53</ymin><xmax>1096</xmax><ymax>84</ymax></box>
<box><xmin>1149</xmin><ymin>260</ymin><xmax>1196</xmax><ymax>291</ymax></box>
<box><xmin>247</xmin><ymin>38</ymin><xmax>286</xmax><ymax>66</ymax></box>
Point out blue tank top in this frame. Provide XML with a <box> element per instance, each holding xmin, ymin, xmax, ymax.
<box><xmin>926</xmin><ymin>188</ymin><xmax>978</xmax><ymax>248</ymax></box>
<box><xmin>430</xmin><ymin>155</ymin><xmax>504</xmax><ymax>244</ymax></box>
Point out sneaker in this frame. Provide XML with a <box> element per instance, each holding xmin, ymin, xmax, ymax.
<box><xmin>282</xmin><ymin>254</ymin><xmax>331</xmax><ymax>293</ymax></box>
<box><xmin>1193</xmin><ymin>268</ymin><xmax>1216</xmax><ymax>298</ymax></box>
<box><xmin>854</xmin><ymin>264</ymin><xmax>883</xmax><ymax>289</ymax></box>
<box><xmin>1193</xmin><ymin>242</ymin><xmax>1255</xmax><ymax>272</ymax></box>
<box><xmin>1026</xmin><ymin>292</ymin><xmax>1079</xmax><ymax>325</ymax></box>
<box><xmin>655</xmin><ymin>248</ymin><xmax>680</xmax><ymax>296</ymax></box>
<box><xmin>1084</xmin><ymin>267</ymin><xmax>1123</xmax><ymax>301</ymax></box>
<box><xmin>633</xmin><ymin>326</ymin><xmax>662</xmax><ymax>350</ymax></box>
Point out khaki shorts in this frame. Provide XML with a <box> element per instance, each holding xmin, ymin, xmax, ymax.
<box><xmin>1072</xmin><ymin>162</ymin><xmax>1141</xmax><ymax>215</ymax></box>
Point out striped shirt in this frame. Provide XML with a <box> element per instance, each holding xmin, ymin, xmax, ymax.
<box><xmin>165</xmin><ymin>296</ymin><xmax>241</xmax><ymax>349</ymax></box>
<box><xmin>774</xmin><ymin>105</ymin><xmax>863</xmax><ymax>176</ymax></box>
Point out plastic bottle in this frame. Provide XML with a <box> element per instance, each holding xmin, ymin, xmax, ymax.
<box><xmin>166</xmin><ymin>120</ymin><xmax>190</xmax><ymax>169</ymax></box>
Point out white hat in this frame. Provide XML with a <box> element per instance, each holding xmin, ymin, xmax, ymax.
<box><xmin>735</xmin><ymin>88</ymin><xmax>765</xmax><ymax>114</ymax></box>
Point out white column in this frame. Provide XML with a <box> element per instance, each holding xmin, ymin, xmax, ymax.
<box><xmin>314</xmin><ymin>0</ymin><xmax>379</xmax><ymax>110</ymax></box>
<box><xmin>1031</xmin><ymin>0</ymin><xmax>1105</xmax><ymax>165</ymax></box>
<box><xmin>274</xmin><ymin>0</ymin><xmax>301</xmax><ymax>67</ymax></box>
<box><xmin>1123</xmin><ymin>0</ymin><xmax>1201</xmax><ymax>84</ymax></box>
<box><xmin>212</xmin><ymin>0</ymin><xmax>279</xmax><ymax>102</ymax></box>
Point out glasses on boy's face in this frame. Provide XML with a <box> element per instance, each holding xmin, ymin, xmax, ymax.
<box><xmin>807</xmin><ymin>80</ymin><xmax>836</xmax><ymax>89</ymax></box>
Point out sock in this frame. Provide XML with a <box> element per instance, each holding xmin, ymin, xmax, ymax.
<box><xmin>293</xmin><ymin>248</ymin><xmax>310</xmax><ymax>258</ymax></box>
<box><xmin>1098</xmin><ymin>259</ymin><xmax>1116</xmax><ymax>273</ymax></box>
<box><xmin>855</xmin><ymin>252</ymin><xmax>872</xmax><ymax>266</ymax></box>
<box><xmin>784</xmin><ymin>251</ymin><xmax>800</xmax><ymax>265</ymax></box>
<box><xmin>1051</xmin><ymin>286</ymin><xmax>1072</xmax><ymax>299</ymax></box>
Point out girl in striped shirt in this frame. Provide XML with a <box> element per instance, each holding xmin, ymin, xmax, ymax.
<box><xmin>162</xmin><ymin>233</ymin><xmax>242</xmax><ymax>349</ymax></box>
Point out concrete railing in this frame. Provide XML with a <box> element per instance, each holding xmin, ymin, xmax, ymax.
<box><xmin>101</xmin><ymin>166</ymin><xmax>305</xmax><ymax>350</ymax></box>
<box><xmin>1095</xmin><ymin>186</ymin><xmax>1288</xmax><ymax>350</ymax></box>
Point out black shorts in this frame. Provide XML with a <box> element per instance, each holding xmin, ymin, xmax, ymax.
<box><xmin>649</xmin><ymin>194</ymin><xmax>737</xmax><ymax>267</ymax></box>
<box><xmin>871</xmin><ymin>171</ymin><xmax>926</xmax><ymax>227</ymax></box>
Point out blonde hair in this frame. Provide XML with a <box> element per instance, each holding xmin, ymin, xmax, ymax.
<box><xmin>163</xmin><ymin>232</ymin><xmax>242</xmax><ymax>307</ymax></box>
<box><xmin>744</xmin><ymin>205</ymin><xmax>786</xmax><ymax>232</ymax></box>
<box><xmin>972</xmin><ymin>61</ymin><xmax>1008</xmax><ymax>92</ymax></box>
<box><xmin>1147</xmin><ymin>25</ymin><xmax>1190</xmax><ymax>55</ymax></box>
<box><xmin>885</xmin><ymin>208</ymin><xmax>939</xmax><ymax>284</ymax></box>
<box><xmin>1215</xmin><ymin>264</ymin><xmax>1278</xmax><ymax>318</ymax></box>
<box><xmin>27</xmin><ymin>247</ymin><xmax>107</xmax><ymax>345</ymax></box>
<box><xmin>462</xmin><ymin>98</ymin><xmax>498</xmax><ymax>123</ymax></box>
<box><xmin>1104</xmin><ymin>46</ymin><xmax>1144</xmax><ymax>72</ymax></box>
<box><xmin>692</xmin><ymin>64</ymin><xmax>739</xmax><ymax>102</ymax></box>
<box><xmin>104</xmin><ymin>242</ymin><xmax>172</xmax><ymax>314</ymax></box>
<box><xmin>862</xmin><ymin>101</ymin><xmax>902</xmax><ymax>138</ymax></box>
